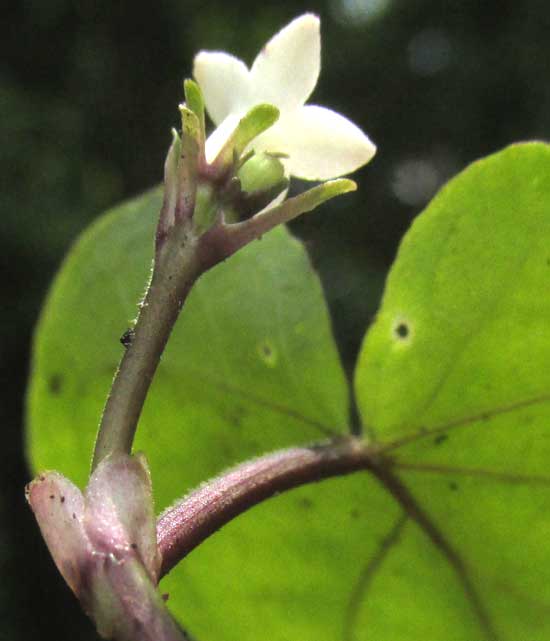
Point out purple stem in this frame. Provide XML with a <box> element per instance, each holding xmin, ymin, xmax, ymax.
<box><xmin>157</xmin><ymin>437</ymin><xmax>374</xmax><ymax>578</ymax></box>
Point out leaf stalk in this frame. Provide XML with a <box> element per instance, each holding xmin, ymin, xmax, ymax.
<box><xmin>157</xmin><ymin>436</ymin><xmax>375</xmax><ymax>577</ymax></box>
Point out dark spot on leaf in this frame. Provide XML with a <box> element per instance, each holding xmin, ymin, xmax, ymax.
<box><xmin>162</xmin><ymin>593</ymin><xmax>170</xmax><ymax>602</ymax></box>
<box><xmin>395</xmin><ymin>323</ymin><xmax>409</xmax><ymax>339</ymax></box>
<box><xmin>350</xmin><ymin>509</ymin><xmax>360</xmax><ymax>519</ymax></box>
<box><xmin>48</xmin><ymin>374</ymin><xmax>63</xmax><ymax>395</ymax></box>
<box><xmin>297</xmin><ymin>497</ymin><xmax>314</xmax><ymax>510</ymax></box>
<box><xmin>448</xmin><ymin>481</ymin><xmax>458</xmax><ymax>491</ymax></box>
<box><xmin>434</xmin><ymin>433</ymin><xmax>448</xmax><ymax>445</ymax></box>
<box><xmin>226</xmin><ymin>405</ymin><xmax>246</xmax><ymax>428</ymax></box>
<box><xmin>60</xmin><ymin>496</ymin><xmax>65</xmax><ymax>503</ymax></box>
<box><xmin>258</xmin><ymin>340</ymin><xmax>277</xmax><ymax>366</ymax></box>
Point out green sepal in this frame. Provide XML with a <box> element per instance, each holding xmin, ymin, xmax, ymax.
<box><xmin>183</xmin><ymin>79</ymin><xmax>206</xmax><ymax>147</ymax></box>
<box><xmin>213</xmin><ymin>104</ymin><xmax>279</xmax><ymax>171</ymax></box>
<box><xmin>179</xmin><ymin>105</ymin><xmax>201</xmax><ymax>150</ymax></box>
<box><xmin>264</xmin><ymin>178</ymin><xmax>357</xmax><ymax>221</ymax></box>
<box><xmin>176</xmin><ymin>106</ymin><xmax>201</xmax><ymax>221</ymax></box>
<box><xmin>157</xmin><ymin>129</ymin><xmax>182</xmax><ymax>241</ymax></box>
<box><xmin>236</xmin><ymin>178</ymin><xmax>290</xmax><ymax>220</ymax></box>
<box><xmin>193</xmin><ymin>183</ymin><xmax>221</xmax><ymax>235</ymax></box>
<box><xmin>218</xmin><ymin>179</ymin><xmax>357</xmax><ymax>256</ymax></box>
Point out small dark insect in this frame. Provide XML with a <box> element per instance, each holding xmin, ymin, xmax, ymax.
<box><xmin>120</xmin><ymin>327</ymin><xmax>135</xmax><ymax>349</ymax></box>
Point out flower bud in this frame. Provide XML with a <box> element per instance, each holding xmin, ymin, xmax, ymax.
<box><xmin>237</xmin><ymin>153</ymin><xmax>286</xmax><ymax>194</ymax></box>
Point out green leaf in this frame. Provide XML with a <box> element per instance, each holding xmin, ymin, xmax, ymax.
<box><xmin>355</xmin><ymin>142</ymin><xmax>550</xmax><ymax>639</ymax></box>
<box><xmin>28</xmin><ymin>143</ymin><xmax>550</xmax><ymax>641</ymax></box>
<box><xmin>27</xmin><ymin>187</ymin><xmax>359</xmax><ymax>640</ymax></box>
<box><xmin>28</xmin><ymin>187</ymin><xmax>349</xmax><ymax>490</ymax></box>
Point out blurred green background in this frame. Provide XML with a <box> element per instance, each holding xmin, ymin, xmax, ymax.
<box><xmin>2</xmin><ymin>0</ymin><xmax>549</xmax><ymax>639</ymax></box>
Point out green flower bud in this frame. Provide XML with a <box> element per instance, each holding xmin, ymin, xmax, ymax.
<box><xmin>237</xmin><ymin>153</ymin><xmax>286</xmax><ymax>194</ymax></box>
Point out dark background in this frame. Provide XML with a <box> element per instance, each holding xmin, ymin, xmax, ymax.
<box><xmin>2</xmin><ymin>1</ymin><xmax>550</xmax><ymax>639</ymax></box>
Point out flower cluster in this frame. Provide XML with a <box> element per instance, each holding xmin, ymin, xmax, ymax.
<box><xmin>158</xmin><ymin>13</ymin><xmax>376</xmax><ymax>266</ymax></box>
<box><xmin>195</xmin><ymin>13</ymin><xmax>376</xmax><ymax>180</ymax></box>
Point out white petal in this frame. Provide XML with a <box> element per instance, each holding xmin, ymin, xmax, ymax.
<box><xmin>205</xmin><ymin>113</ymin><xmax>241</xmax><ymax>163</ymax></box>
<box><xmin>258</xmin><ymin>105</ymin><xmax>376</xmax><ymax>180</ymax></box>
<box><xmin>250</xmin><ymin>13</ymin><xmax>320</xmax><ymax>110</ymax></box>
<box><xmin>193</xmin><ymin>51</ymin><xmax>250</xmax><ymax>125</ymax></box>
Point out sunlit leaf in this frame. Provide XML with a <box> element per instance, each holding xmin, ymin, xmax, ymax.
<box><xmin>27</xmin><ymin>143</ymin><xmax>550</xmax><ymax>641</ymax></box>
<box><xmin>355</xmin><ymin>142</ymin><xmax>550</xmax><ymax>639</ymax></box>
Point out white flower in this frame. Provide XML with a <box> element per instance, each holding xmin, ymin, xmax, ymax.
<box><xmin>194</xmin><ymin>13</ymin><xmax>376</xmax><ymax>181</ymax></box>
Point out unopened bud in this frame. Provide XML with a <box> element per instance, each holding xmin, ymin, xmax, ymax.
<box><xmin>238</xmin><ymin>153</ymin><xmax>286</xmax><ymax>194</ymax></box>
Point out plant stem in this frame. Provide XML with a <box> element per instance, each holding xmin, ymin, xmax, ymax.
<box><xmin>157</xmin><ymin>436</ymin><xmax>376</xmax><ymax>578</ymax></box>
<box><xmin>92</xmin><ymin>230</ymin><xmax>202</xmax><ymax>471</ymax></box>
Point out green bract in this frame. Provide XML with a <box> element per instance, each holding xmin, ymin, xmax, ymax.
<box><xmin>28</xmin><ymin>143</ymin><xmax>550</xmax><ymax>640</ymax></box>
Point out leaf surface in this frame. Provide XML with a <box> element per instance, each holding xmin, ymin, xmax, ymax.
<box><xmin>27</xmin><ymin>143</ymin><xmax>550</xmax><ymax>641</ymax></box>
<box><xmin>355</xmin><ymin>142</ymin><xmax>550</xmax><ymax>640</ymax></box>
<box><xmin>27</xmin><ymin>187</ymin><xmax>363</xmax><ymax>640</ymax></box>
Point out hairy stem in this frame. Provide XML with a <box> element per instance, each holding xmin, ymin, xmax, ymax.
<box><xmin>157</xmin><ymin>436</ymin><xmax>374</xmax><ymax>578</ymax></box>
<box><xmin>92</xmin><ymin>230</ymin><xmax>202</xmax><ymax>471</ymax></box>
